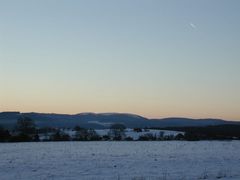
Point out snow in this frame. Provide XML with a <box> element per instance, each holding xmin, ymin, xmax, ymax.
<box><xmin>95</xmin><ymin>129</ymin><xmax>182</xmax><ymax>140</ymax></box>
<box><xmin>125</xmin><ymin>129</ymin><xmax>182</xmax><ymax>140</ymax></box>
<box><xmin>0</xmin><ymin>141</ymin><xmax>240</xmax><ymax>180</ymax></box>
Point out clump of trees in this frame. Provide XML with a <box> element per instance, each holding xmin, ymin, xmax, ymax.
<box><xmin>138</xmin><ymin>133</ymin><xmax>157</xmax><ymax>141</ymax></box>
<box><xmin>10</xmin><ymin>116</ymin><xmax>39</xmax><ymax>142</ymax></box>
<box><xmin>133</xmin><ymin>128</ymin><xmax>142</xmax><ymax>132</ymax></box>
<box><xmin>50</xmin><ymin>131</ymin><xmax>70</xmax><ymax>141</ymax></box>
<box><xmin>0</xmin><ymin>126</ymin><xmax>11</xmax><ymax>142</ymax></box>
<box><xmin>16</xmin><ymin>116</ymin><xmax>36</xmax><ymax>134</ymax></box>
<box><xmin>74</xmin><ymin>126</ymin><xmax>101</xmax><ymax>141</ymax></box>
<box><xmin>108</xmin><ymin>123</ymin><xmax>126</xmax><ymax>140</ymax></box>
<box><xmin>159</xmin><ymin>125</ymin><xmax>240</xmax><ymax>141</ymax></box>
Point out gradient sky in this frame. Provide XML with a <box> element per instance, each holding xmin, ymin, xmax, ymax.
<box><xmin>0</xmin><ymin>0</ymin><xmax>240</xmax><ymax>120</ymax></box>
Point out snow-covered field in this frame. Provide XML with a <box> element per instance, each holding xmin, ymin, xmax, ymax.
<box><xmin>0</xmin><ymin>141</ymin><xmax>240</xmax><ymax>180</ymax></box>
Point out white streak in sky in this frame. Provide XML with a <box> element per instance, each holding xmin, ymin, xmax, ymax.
<box><xmin>190</xmin><ymin>23</ymin><xmax>197</xmax><ymax>29</ymax></box>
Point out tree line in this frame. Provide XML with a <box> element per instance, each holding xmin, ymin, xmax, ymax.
<box><xmin>1</xmin><ymin>116</ymin><xmax>239</xmax><ymax>142</ymax></box>
<box><xmin>154</xmin><ymin>125</ymin><xmax>240</xmax><ymax>141</ymax></box>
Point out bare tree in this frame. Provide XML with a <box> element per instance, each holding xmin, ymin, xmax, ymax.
<box><xmin>108</xmin><ymin>123</ymin><xmax>126</xmax><ymax>140</ymax></box>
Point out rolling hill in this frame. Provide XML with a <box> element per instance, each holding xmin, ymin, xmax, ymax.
<box><xmin>0</xmin><ymin>112</ymin><xmax>239</xmax><ymax>129</ymax></box>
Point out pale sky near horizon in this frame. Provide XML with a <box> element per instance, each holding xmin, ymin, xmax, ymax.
<box><xmin>0</xmin><ymin>0</ymin><xmax>240</xmax><ymax>120</ymax></box>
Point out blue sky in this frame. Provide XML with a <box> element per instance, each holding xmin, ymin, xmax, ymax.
<box><xmin>0</xmin><ymin>0</ymin><xmax>240</xmax><ymax>120</ymax></box>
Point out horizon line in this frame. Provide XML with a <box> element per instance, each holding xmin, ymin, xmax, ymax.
<box><xmin>1</xmin><ymin>111</ymin><xmax>239</xmax><ymax>122</ymax></box>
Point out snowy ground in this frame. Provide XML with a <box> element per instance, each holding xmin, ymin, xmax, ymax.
<box><xmin>0</xmin><ymin>141</ymin><xmax>240</xmax><ymax>180</ymax></box>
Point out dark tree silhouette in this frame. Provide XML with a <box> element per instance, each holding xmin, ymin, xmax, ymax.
<box><xmin>109</xmin><ymin>123</ymin><xmax>126</xmax><ymax>140</ymax></box>
<box><xmin>50</xmin><ymin>130</ymin><xmax>70</xmax><ymax>141</ymax></box>
<box><xmin>10</xmin><ymin>116</ymin><xmax>38</xmax><ymax>142</ymax></box>
<box><xmin>16</xmin><ymin>116</ymin><xmax>36</xmax><ymax>135</ymax></box>
<box><xmin>87</xmin><ymin>129</ymin><xmax>101</xmax><ymax>141</ymax></box>
<box><xmin>0</xmin><ymin>126</ymin><xmax>11</xmax><ymax>142</ymax></box>
<box><xmin>74</xmin><ymin>127</ymin><xmax>89</xmax><ymax>140</ymax></box>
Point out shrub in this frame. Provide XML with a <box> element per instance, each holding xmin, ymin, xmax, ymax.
<box><xmin>50</xmin><ymin>131</ymin><xmax>70</xmax><ymax>141</ymax></box>
<box><xmin>108</xmin><ymin>123</ymin><xmax>126</xmax><ymax>140</ymax></box>
<box><xmin>133</xmin><ymin>128</ymin><xmax>142</xmax><ymax>132</ymax></box>
<box><xmin>125</xmin><ymin>136</ymin><xmax>134</xmax><ymax>141</ymax></box>
<box><xmin>138</xmin><ymin>133</ymin><xmax>156</xmax><ymax>141</ymax></box>
<box><xmin>0</xmin><ymin>126</ymin><xmax>11</xmax><ymax>142</ymax></box>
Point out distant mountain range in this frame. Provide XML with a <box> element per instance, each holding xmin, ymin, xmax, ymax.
<box><xmin>0</xmin><ymin>111</ymin><xmax>239</xmax><ymax>129</ymax></box>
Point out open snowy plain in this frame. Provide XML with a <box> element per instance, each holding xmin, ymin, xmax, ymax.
<box><xmin>0</xmin><ymin>141</ymin><xmax>239</xmax><ymax>180</ymax></box>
